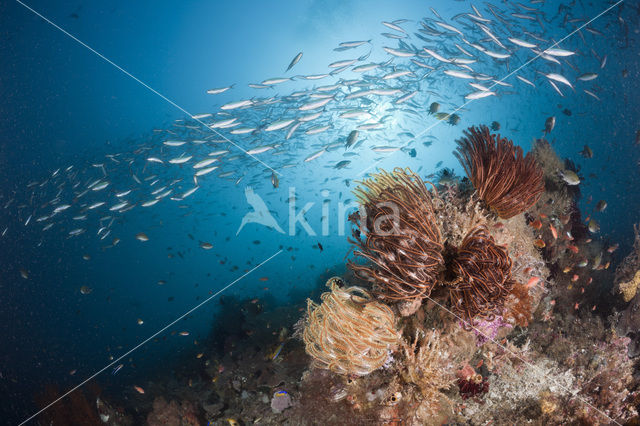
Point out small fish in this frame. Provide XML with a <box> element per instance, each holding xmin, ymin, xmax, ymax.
<box><xmin>80</xmin><ymin>285</ymin><xmax>93</xmax><ymax>295</ymax></box>
<box><xmin>516</xmin><ymin>75</ymin><xmax>536</xmax><ymax>87</ymax></box>
<box><xmin>579</xmin><ymin>145</ymin><xmax>593</xmax><ymax>158</ymax></box>
<box><xmin>448</xmin><ymin>114</ymin><xmax>461</xmax><ymax>126</ymax></box>
<box><xmin>133</xmin><ymin>386</ymin><xmax>145</xmax><ymax>394</ymax></box>
<box><xmin>137</xmin><ymin>318</ymin><xmax>144</xmax><ymax>325</ymax></box>
<box><xmin>577</xmin><ymin>73</ymin><xmax>598</xmax><ymax>81</ymax></box>
<box><xmin>220</xmin><ymin>99</ymin><xmax>253</xmax><ymax>110</ymax></box>
<box><xmin>543</xmin><ymin>116</ymin><xmax>555</xmax><ymax>134</ymax></box>
<box><xmin>530</xmin><ymin>221</ymin><xmax>546</xmax><ymax>234</ymax></box>
<box><xmin>200</xmin><ymin>242</ymin><xmax>213</xmax><ymax>250</ymax></box>
<box><xmin>490</xmin><ymin>121</ymin><xmax>500</xmax><ymax>131</ymax></box>
<box><xmin>558</xmin><ymin>169</ymin><xmax>580</xmax><ymax>185</ymax></box>
<box><xmin>112</xmin><ymin>364</ymin><xmax>124</xmax><ymax>375</ymax></box>
<box><xmin>270</xmin><ymin>342</ymin><xmax>285</xmax><ymax>360</ymax></box>
<box><xmin>271</xmin><ymin>172</ymin><xmax>279</xmax><ymax>189</ymax></box>
<box><xmin>544</xmin><ymin>72</ymin><xmax>573</xmax><ymax>89</ymax></box>
<box><xmin>567</xmin><ymin>244</ymin><xmax>579</xmax><ymax>254</ymax></box>
<box><xmin>265</xmin><ymin>118</ymin><xmax>295</xmax><ymax>132</ymax></box>
<box><xmin>168</xmin><ymin>155</ymin><xmax>192</xmax><ymax>165</ymax></box>
<box><xmin>526</xmin><ymin>276</ymin><xmax>541</xmax><ymax>288</ymax></box>
<box><xmin>304</xmin><ymin>149</ymin><xmax>326</xmax><ymax>162</ymax></box>
<box><xmin>135</xmin><ymin>232</ymin><xmax>149</xmax><ymax>242</ymax></box>
<box><xmin>595</xmin><ymin>200</ymin><xmax>607</xmax><ymax>212</ymax></box>
<box><xmin>334</xmin><ymin>160</ymin><xmax>351</xmax><ymax>169</ymax></box>
<box><xmin>428</xmin><ymin>102</ymin><xmax>440</xmax><ymax>114</ymax></box>
<box><xmin>587</xmin><ymin>219</ymin><xmax>600</xmax><ymax>234</ymax></box>
<box><xmin>508</xmin><ymin>37</ymin><xmax>537</xmax><ymax>48</ymax></box>
<box><xmin>246</xmin><ymin>146</ymin><xmax>274</xmax><ymax>155</ymax></box>
<box><xmin>583</xmin><ymin>90</ymin><xmax>600</xmax><ymax>101</ymax></box>
<box><xmin>345</xmin><ymin>130</ymin><xmax>359</xmax><ymax>149</ymax></box>
<box><xmin>533</xmin><ymin>239</ymin><xmax>546</xmax><ymax>248</ymax></box>
<box><xmin>318</xmin><ymin>242</ymin><xmax>323</xmax><ymax>252</ymax></box>
<box><xmin>607</xmin><ymin>243</ymin><xmax>619</xmax><ymax>253</ymax></box>
<box><xmin>549</xmin><ymin>224</ymin><xmax>558</xmax><ymax>239</ymax></box>
<box><xmin>206</xmin><ymin>85</ymin><xmax>233</xmax><ymax>95</ymax></box>
<box><xmin>20</xmin><ymin>269</ymin><xmax>29</xmax><ymax>279</ymax></box>
<box><xmin>179</xmin><ymin>331</ymin><xmax>190</xmax><ymax>336</ymax></box>
<box><xmin>544</xmin><ymin>48</ymin><xmax>575</xmax><ymax>57</ymax></box>
<box><xmin>372</xmin><ymin>146</ymin><xmax>401</xmax><ymax>153</ymax></box>
<box><xmin>286</xmin><ymin>52</ymin><xmax>303</xmax><ymax>72</ymax></box>
<box><xmin>465</xmin><ymin>90</ymin><xmax>496</xmax><ymax>100</ymax></box>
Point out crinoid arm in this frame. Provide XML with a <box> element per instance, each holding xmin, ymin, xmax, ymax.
<box><xmin>348</xmin><ymin>168</ymin><xmax>444</xmax><ymax>301</ymax></box>
<box><xmin>455</xmin><ymin>125</ymin><xmax>544</xmax><ymax>219</ymax></box>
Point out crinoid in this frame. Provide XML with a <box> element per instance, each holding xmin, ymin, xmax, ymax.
<box><xmin>448</xmin><ymin>226</ymin><xmax>516</xmax><ymax>327</ymax></box>
<box><xmin>454</xmin><ymin>125</ymin><xmax>544</xmax><ymax>219</ymax></box>
<box><xmin>348</xmin><ymin>168</ymin><xmax>444</xmax><ymax>301</ymax></box>
<box><xmin>302</xmin><ymin>277</ymin><xmax>399</xmax><ymax>376</ymax></box>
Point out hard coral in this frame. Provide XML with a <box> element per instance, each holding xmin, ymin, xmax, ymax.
<box><xmin>448</xmin><ymin>226</ymin><xmax>517</xmax><ymax>326</ymax></box>
<box><xmin>348</xmin><ymin>168</ymin><xmax>444</xmax><ymax>301</ymax></box>
<box><xmin>302</xmin><ymin>277</ymin><xmax>400</xmax><ymax>376</ymax></box>
<box><xmin>455</xmin><ymin>125</ymin><xmax>544</xmax><ymax>219</ymax></box>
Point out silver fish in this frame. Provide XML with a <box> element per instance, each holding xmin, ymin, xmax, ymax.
<box><xmin>286</xmin><ymin>52</ymin><xmax>303</xmax><ymax>72</ymax></box>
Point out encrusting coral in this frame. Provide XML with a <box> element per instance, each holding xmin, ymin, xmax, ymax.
<box><xmin>619</xmin><ymin>270</ymin><xmax>640</xmax><ymax>303</ymax></box>
<box><xmin>302</xmin><ymin>277</ymin><xmax>400</xmax><ymax>376</ymax></box>
<box><xmin>455</xmin><ymin>125</ymin><xmax>544</xmax><ymax>219</ymax></box>
<box><xmin>615</xmin><ymin>224</ymin><xmax>640</xmax><ymax>302</ymax></box>
<box><xmin>348</xmin><ymin>168</ymin><xmax>444</xmax><ymax>301</ymax></box>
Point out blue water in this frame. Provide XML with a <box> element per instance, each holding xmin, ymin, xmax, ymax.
<box><xmin>1</xmin><ymin>0</ymin><xmax>639</xmax><ymax>423</ymax></box>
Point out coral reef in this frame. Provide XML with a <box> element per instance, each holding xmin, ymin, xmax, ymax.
<box><xmin>301</xmin><ymin>277</ymin><xmax>400</xmax><ymax>376</ymax></box>
<box><xmin>454</xmin><ymin>125</ymin><xmax>544</xmax><ymax>219</ymax></box>
<box><xmin>348</xmin><ymin>168</ymin><xmax>444</xmax><ymax>301</ymax></box>
<box><xmin>78</xmin><ymin>128</ymin><xmax>638</xmax><ymax>426</ymax></box>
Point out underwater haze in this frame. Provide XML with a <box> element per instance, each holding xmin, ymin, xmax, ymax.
<box><xmin>1</xmin><ymin>0</ymin><xmax>640</xmax><ymax>424</ymax></box>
